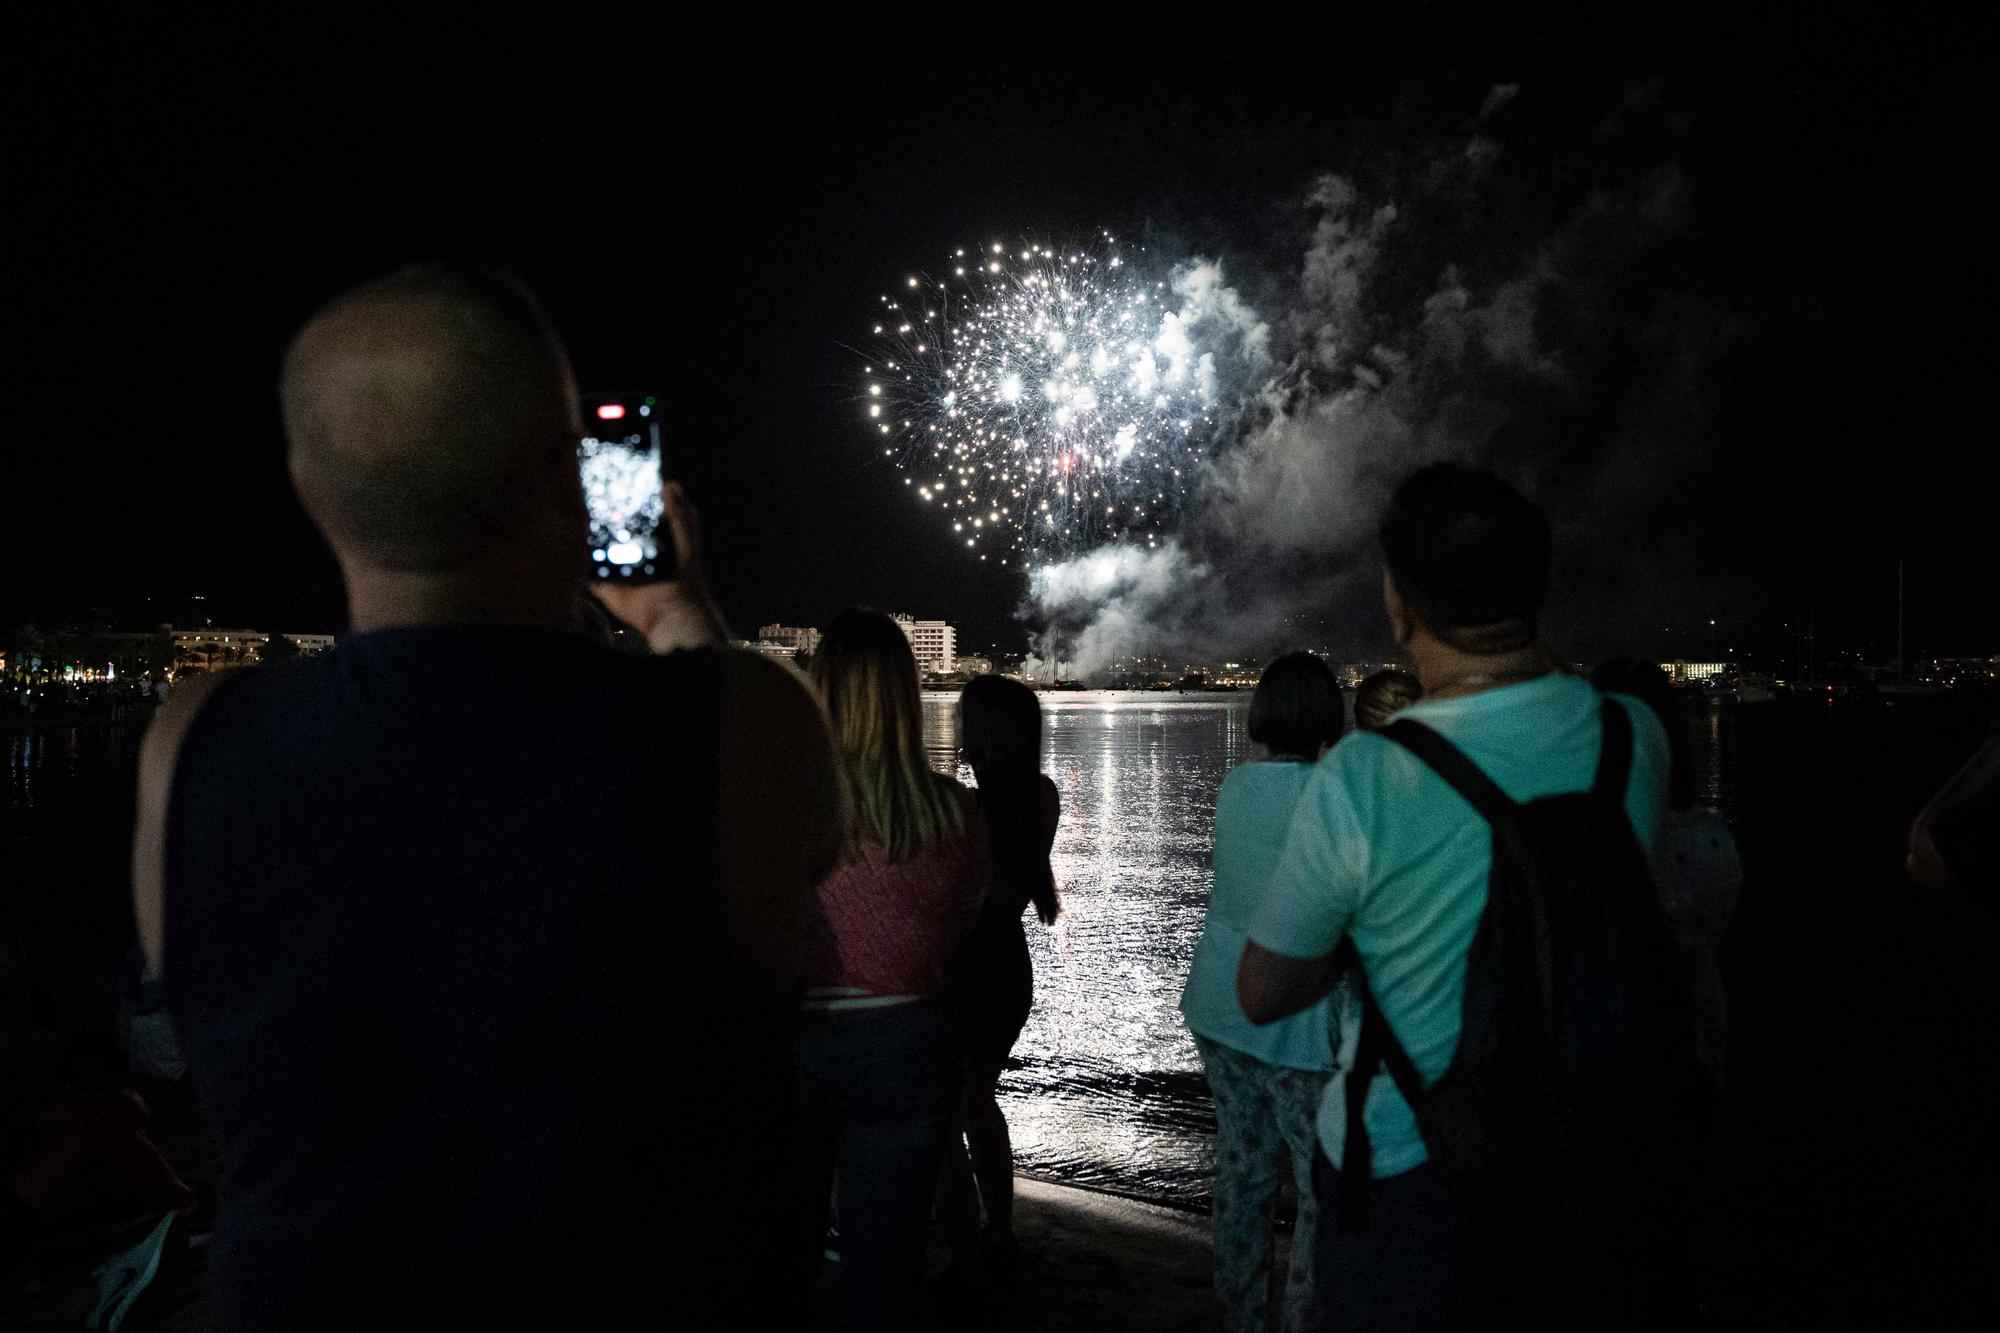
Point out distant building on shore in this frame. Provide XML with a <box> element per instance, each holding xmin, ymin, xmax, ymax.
<box><xmin>1330</xmin><ymin>661</ymin><xmax>1405</xmax><ymax>688</ymax></box>
<box><xmin>172</xmin><ymin>627</ymin><xmax>265</xmax><ymax>660</ymax></box>
<box><xmin>955</xmin><ymin>654</ymin><xmax>993</xmax><ymax>676</ymax></box>
<box><xmin>1914</xmin><ymin>655</ymin><xmax>2000</xmax><ymax>687</ymax></box>
<box><xmin>170</xmin><ymin>627</ymin><xmax>335</xmax><ymax>670</ymax></box>
<box><xmin>757</xmin><ymin>624</ymin><xmax>821</xmax><ymax>657</ymax></box>
<box><xmin>1661</xmin><ymin>660</ymin><xmax>1728</xmax><ymax>685</ymax></box>
<box><xmin>738</xmin><ymin>639</ymin><xmax>803</xmax><ymax>662</ymax></box>
<box><xmin>892</xmin><ymin>614</ymin><xmax>957</xmax><ymax>675</ymax></box>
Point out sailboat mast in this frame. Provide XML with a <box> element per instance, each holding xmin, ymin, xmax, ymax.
<box><xmin>1897</xmin><ymin>559</ymin><xmax>1905</xmax><ymax>684</ymax></box>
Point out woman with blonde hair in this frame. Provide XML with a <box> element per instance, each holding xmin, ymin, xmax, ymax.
<box><xmin>793</xmin><ymin>608</ymin><xmax>990</xmax><ymax>1332</ymax></box>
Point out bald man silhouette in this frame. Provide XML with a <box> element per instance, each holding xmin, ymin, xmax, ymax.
<box><xmin>133</xmin><ymin>264</ymin><xmax>841</xmax><ymax>1330</ymax></box>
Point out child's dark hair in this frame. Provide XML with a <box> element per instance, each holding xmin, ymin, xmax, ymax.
<box><xmin>1248</xmin><ymin>652</ymin><xmax>1345</xmax><ymax>760</ymax></box>
<box><xmin>960</xmin><ymin>674</ymin><xmax>1042</xmax><ymax>776</ymax></box>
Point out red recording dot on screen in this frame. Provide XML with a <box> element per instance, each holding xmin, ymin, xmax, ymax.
<box><xmin>597</xmin><ymin>404</ymin><xmax>626</xmax><ymax>420</ymax></box>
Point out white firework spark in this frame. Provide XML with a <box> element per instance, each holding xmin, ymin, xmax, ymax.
<box><xmin>863</xmin><ymin>233</ymin><xmax>1218</xmax><ymax>566</ymax></box>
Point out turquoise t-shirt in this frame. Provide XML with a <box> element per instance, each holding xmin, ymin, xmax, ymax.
<box><xmin>1247</xmin><ymin>675</ymin><xmax>1670</xmax><ymax>1176</ymax></box>
<box><xmin>1180</xmin><ymin>760</ymin><xmax>1337</xmax><ymax>1070</ymax></box>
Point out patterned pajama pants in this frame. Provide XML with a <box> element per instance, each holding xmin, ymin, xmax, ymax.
<box><xmin>1195</xmin><ymin>1035</ymin><xmax>1334</xmax><ymax>1333</ymax></box>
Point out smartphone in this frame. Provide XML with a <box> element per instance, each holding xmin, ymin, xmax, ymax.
<box><xmin>580</xmin><ymin>397</ymin><xmax>674</xmax><ymax>582</ymax></box>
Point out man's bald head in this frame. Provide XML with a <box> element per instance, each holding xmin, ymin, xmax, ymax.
<box><xmin>282</xmin><ymin>264</ymin><xmax>582</xmax><ymax>572</ymax></box>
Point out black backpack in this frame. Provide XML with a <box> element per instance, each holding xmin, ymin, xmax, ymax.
<box><xmin>1338</xmin><ymin>697</ymin><xmax>1700</xmax><ymax>1319</ymax></box>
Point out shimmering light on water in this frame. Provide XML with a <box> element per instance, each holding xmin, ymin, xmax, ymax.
<box><xmin>922</xmin><ymin>688</ymin><xmax>1771</xmax><ymax>1208</ymax></box>
<box><xmin>926</xmin><ymin>691</ymin><xmax>1252</xmax><ymax>1206</ymax></box>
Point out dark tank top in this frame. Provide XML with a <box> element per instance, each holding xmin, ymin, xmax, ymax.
<box><xmin>952</xmin><ymin>773</ymin><xmax>1057</xmax><ymax>1056</ymax></box>
<box><xmin>164</xmin><ymin>628</ymin><xmax>749</xmax><ymax>1329</ymax></box>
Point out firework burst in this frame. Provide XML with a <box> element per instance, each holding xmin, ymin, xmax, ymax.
<box><xmin>862</xmin><ymin>233</ymin><xmax>1218</xmax><ymax>565</ymax></box>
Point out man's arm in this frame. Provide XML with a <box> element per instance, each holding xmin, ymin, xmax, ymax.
<box><xmin>1908</xmin><ymin>730</ymin><xmax>2000</xmax><ymax>892</ymax></box>
<box><xmin>592</xmin><ymin>478</ymin><xmax>841</xmax><ymax>994</ymax></box>
<box><xmin>591</xmin><ymin>481</ymin><xmax>730</xmax><ymax>651</ymax></box>
<box><xmin>1908</xmin><ymin>815</ymin><xmax>1955</xmax><ymax>890</ymax></box>
<box><xmin>715</xmin><ymin>651</ymin><xmax>845</xmax><ymax>997</ymax></box>
<box><xmin>1238</xmin><ymin>939</ymin><xmax>1342</xmax><ymax>1025</ymax></box>
<box><xmin>1030</xmin><ymin>774</ymin><xmax>1062</xmax><ymax>926</ymax></box>
<box><xmin>131</xmin><ymin>673</ymin><xmax>228</xmax><ymax>977</ymax></box>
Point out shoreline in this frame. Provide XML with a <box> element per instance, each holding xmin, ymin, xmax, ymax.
<box><xmin>882</xmin><ymin>1173</ymin><xmax>1219</xmax><ymax>1332</ymax></box>
<box><xmin>1015</xmin><ymin>1168</ymin><xmax>1210</xmax><ymax>1218</ymax></box>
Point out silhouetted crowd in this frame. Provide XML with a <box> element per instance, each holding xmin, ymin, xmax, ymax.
<box><xmin>15</xmin><ymin>265</ymin><xmax>1994</xmax><ymax>1332</ymax></box>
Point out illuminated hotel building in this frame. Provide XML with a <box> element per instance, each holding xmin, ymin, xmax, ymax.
<box><xmin>170</xmin><ymin>628</ymin><xmax>336</xmax><ymax>665</ymax></box>
<box><xmin>1660</xmin><ymin>660</ymin><xmax>1728</xmax><ymax>685</ymax></box>
<box><xmin>756</xmin><ymin>625</ymin><xmax>821</xmax><ymax>657</ymax></box>
<box><xmin>892</xmin><ymin>615</ymin><xmax>957</xmax><ymax>675</ymax></box>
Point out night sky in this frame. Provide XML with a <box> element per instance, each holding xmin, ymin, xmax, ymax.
<box><xmin>9</xmin><ymin>12</ymin><xmax>1995</xmax><ymax>663</ymax></box>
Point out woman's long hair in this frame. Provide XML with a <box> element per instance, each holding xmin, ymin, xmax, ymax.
<box><xmin>810</xmin><ymin>609</ymin><xmax>965</xmax><ymax>860</ymax></box>
<box><xmin>959</xmin><ymin>675</ymin><xmax>1059</xmax><ymax>921</ymax></box>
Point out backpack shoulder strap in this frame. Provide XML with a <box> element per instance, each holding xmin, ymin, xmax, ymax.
<box><xmin>1369</xmin><ymin>995</ymin><xmax>1429</xmax><ymax>1109</ymax></box>
<box><xmin>1338</xmin><ymin>993</ymin><xmax>1379</xmax><ymax>1231</ymax></box>
<box><xmin>1377</xmin><ymin>718</ymin><xmax>1514</xmax><ymax>824</ymax></box>
<box><xmin>1593</xmin><ymin>696</ymin><xmax>1633</xmax><ymax>803</ymax></box>
<box><xmin>1336</xmin><ymin>978</ymin><xmax>1430</xmax><ymax>1233</ymax></box>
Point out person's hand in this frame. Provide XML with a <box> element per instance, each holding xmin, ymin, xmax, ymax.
<box><xmin>1034</xmin><ymin>880</ymin><xmax>1062</xmax><ymax>927</ymax></box>
<box><xmin>591</xmin><ymin>481</ymin><xmax>728</xmax><ymax>653</ymax></box>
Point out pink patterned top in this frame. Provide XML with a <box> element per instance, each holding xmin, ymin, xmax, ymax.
<box><xmin>803</xmin><ymin>800</ymin><xmax>991</xmax><ymax>1008</ymax></box>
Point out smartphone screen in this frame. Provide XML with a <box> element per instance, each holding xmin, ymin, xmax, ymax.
<box><xmin>580</xmin><ymin>399</ymin><xmax>673</xmax><ymax>581</ymax></box>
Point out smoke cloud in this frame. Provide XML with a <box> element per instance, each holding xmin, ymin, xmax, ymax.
<box><xmin>1025</xmin><ymin>83</ymin><xmax>1735</xmax><ymax>678</ymax></box>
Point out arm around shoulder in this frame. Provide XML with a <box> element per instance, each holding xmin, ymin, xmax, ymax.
<box><xmin>131</xmin><ymin>672</ymin><xmax>230</xmax><ymax>978</ymax></box>
<box><xmin>1237</xmin><ymin>938</ymin><xmax>1341</xmax><ymax>1026</ymax></box>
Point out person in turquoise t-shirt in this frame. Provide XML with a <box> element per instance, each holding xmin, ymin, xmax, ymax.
<box><xmin>1181</xmin><ymin>651</ymin><xmax>1346</xmax><ymax>1333</ymax></box>
<box><xmin>1238</xmin><ymin>465</ymin><xmax>1670</xmax><ymax>1330</ymax></box>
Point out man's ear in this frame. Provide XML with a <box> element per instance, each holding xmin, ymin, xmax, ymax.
<box><xmin>1382</xmin><ymin>569</ymin><xmax>1412</xmax><ymax>647</ymax></box>
<box><xmin>286</xmin><ymin>449</ymin><xmax>320</xmax><ymax>528</ymax></box>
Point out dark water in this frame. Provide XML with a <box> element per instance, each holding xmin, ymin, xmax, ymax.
<box><xmin>4</xmin><ymin>722</ymin><xmax>145</xmax><ymax>942</ymax></box>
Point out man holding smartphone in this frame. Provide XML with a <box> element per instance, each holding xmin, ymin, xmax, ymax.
<box><xmin>131</xmin><ymin>264</ymin><xmax>842</xmax><ymax>1330</ymax></box>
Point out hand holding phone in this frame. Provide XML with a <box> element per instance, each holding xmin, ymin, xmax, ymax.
<box><xmin>589</xmin><ymin>478</ymin><xmax>727</xmax><ymax>653</ymax></box>
<box><xmin>581</xmin><ymin>401</ymin><xmax>674</xmax><ymax>582</ymax></box>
